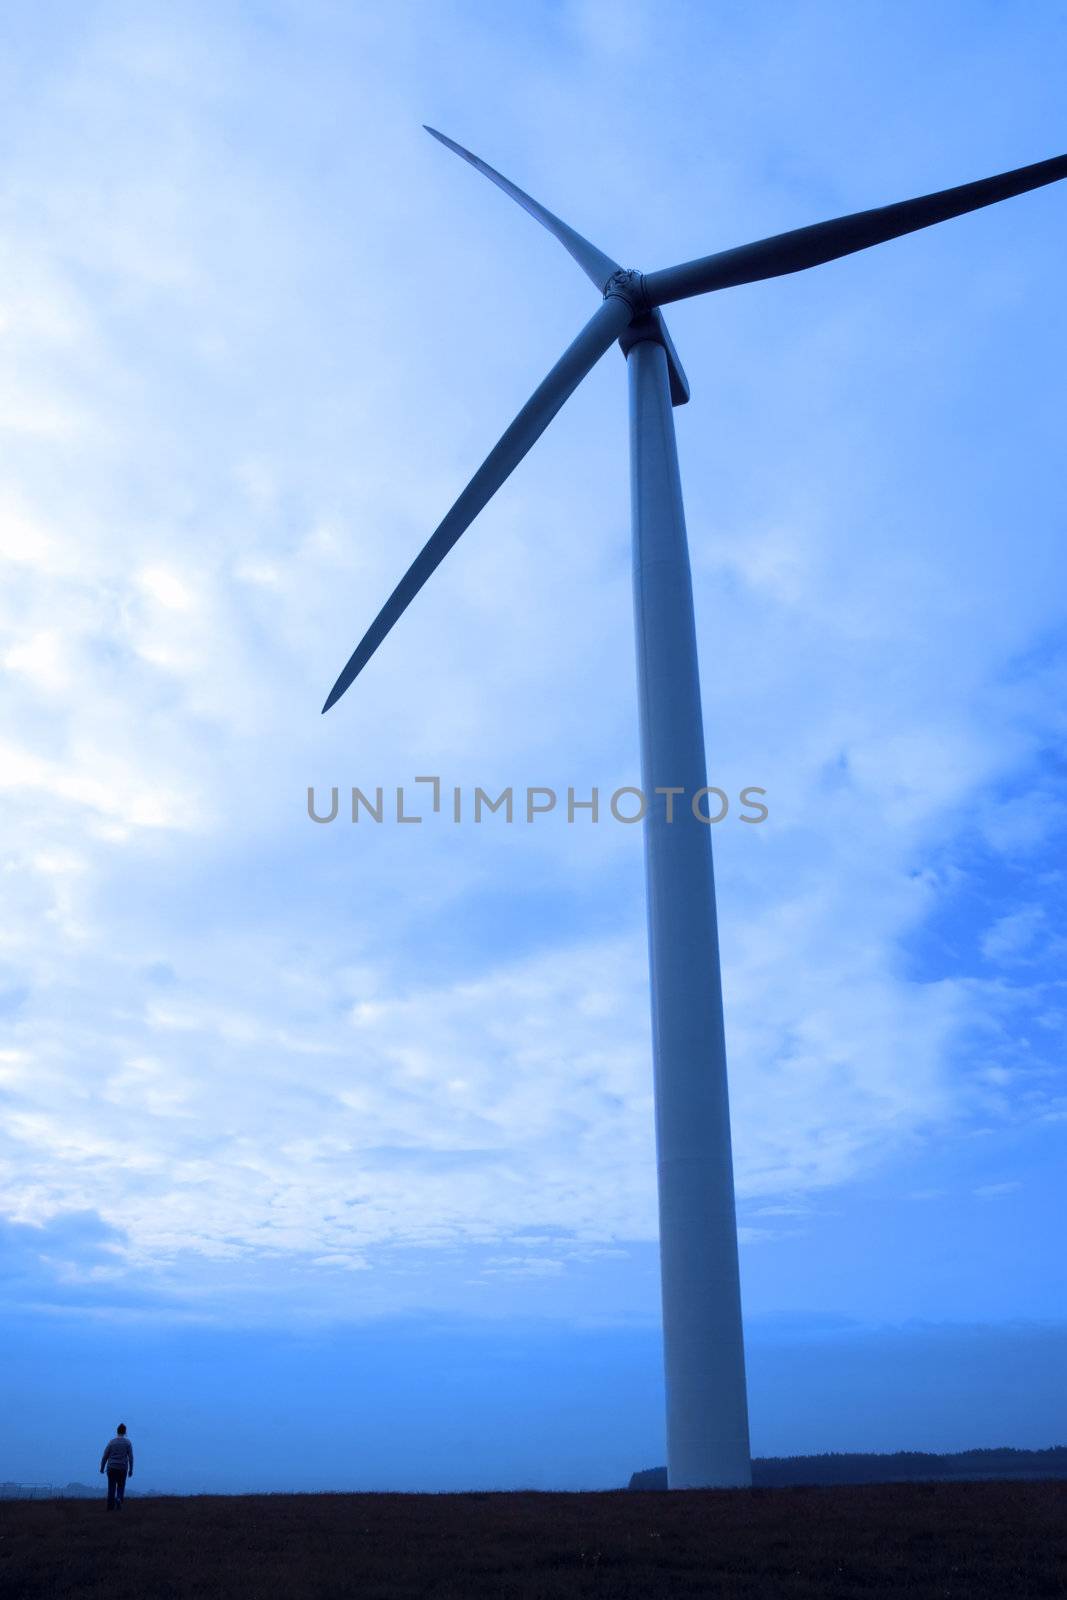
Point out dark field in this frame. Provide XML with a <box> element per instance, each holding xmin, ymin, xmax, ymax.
<box><xmin>3</xmin><ymin>1480</ymin><xmax>1065</xmax><ymax>1599</ymax></box>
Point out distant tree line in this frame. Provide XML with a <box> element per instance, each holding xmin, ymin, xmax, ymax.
<box><xmin>0</xmin><ymin>1482</ymin><xmax>121</xmax><ymax>1500</ymax></box>
<box><xmin>629</xmin><ymin>1446</ymin><xmax>1067</xmax><ymax>1490</ymax></box>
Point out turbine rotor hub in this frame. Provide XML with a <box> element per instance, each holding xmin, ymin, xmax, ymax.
<box><xmin>603</xmin><ymin>267</ymin><xmax>649</xmax><ymax>314</ymax></box>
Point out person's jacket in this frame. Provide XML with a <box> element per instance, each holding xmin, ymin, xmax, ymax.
<box><xmin>100</xmin><ymin>1436</ymin><xmax>134</xmax><ymax>1475</ymax></box>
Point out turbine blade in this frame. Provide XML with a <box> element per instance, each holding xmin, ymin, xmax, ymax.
<box><xmin>322</xmin><ymin>294</ymin><xmax>632</xmax><ymax>712</ymax></box>
<box><xmin>424</xmin><ymin>124</ymin><xmax>621</xmax><ymax>291</ymax></box>
<box><xmin>425</xmin><ymin>126</ymin><xmax>692</xmax><ymax>407</ymax></box>
<box><xmin>644</xmin><ymin>152</ymin><xmax>1067</xmax><ymax>307</ymax></box>
<box><xmin>651</xmin><ymin>308</ymin><xmax>690</xmax><ymax>406</ymax></box>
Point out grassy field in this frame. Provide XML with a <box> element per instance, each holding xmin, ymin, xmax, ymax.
<box><xmin>2</xmin><ymin>1480</ymin><xmax>1065</xmax><ymax>1598</ymax></box>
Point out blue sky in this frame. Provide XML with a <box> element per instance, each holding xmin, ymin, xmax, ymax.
<box><xmin>1</xmin><ymin>0</ymin><xmax>1065</xmax><ymax>1491</ymax></box>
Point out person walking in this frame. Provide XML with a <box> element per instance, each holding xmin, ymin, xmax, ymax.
<box><xmin>99</xmin><ymin>1423</ymin><xmax>134</xmax><ymax>1510</ymax></box>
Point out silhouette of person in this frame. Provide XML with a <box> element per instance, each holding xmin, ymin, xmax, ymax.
<box><xmin>99</xmin><ymin>1423</ymin><xmax>134</xmax><ymax>1510</ymax></box>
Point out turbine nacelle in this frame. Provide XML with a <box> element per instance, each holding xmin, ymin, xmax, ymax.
<box><xmin>601</xmin><ymin>271</ymin><xmax>691</xmax><ymax>404</ymax></box>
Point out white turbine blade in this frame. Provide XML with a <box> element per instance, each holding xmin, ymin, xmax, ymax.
<box><xmin>651</xmin><ymin>308</ymin><xmax>690</xmax><ymax>406</ymax></box>
<box><xmin>322</xmin><ymin>294</ymin><xmax>633</xmax><ymax>712</ymax></box>
<box><xmin>426</xmin><ymin>126</ymin><xmax>692</xmax><ymax>407</ymax></box>
<box><xmin>424</xmin><ymin>124</ymin><xmax>621</xmax><ymax>291</ymax></box>
<box><xmin>644</xmin><ymin>151</ymin><xmax>1067</xmax><ymax>307</ymax></box>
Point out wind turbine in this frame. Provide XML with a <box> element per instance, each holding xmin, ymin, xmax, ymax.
<box><xmin>323</xmin><ymin>131</ymin><xmax>1067</xmax><ymax>1489</ymax></box>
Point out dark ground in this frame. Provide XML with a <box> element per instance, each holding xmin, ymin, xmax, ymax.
<box><xmin>2</xmin><ymin>1480</ymin><xmax>1065</xmax><ymax>1598</ymax></box>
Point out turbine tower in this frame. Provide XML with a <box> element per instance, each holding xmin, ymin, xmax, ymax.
<box><xmin>323</xmin><ymin>133</ymin><xmax>1066</xmax><ymax>1489</ymax></box>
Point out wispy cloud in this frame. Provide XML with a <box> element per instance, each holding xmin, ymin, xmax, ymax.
<box><xmin>1</xmin><ymin>0</ymin><xmax>1064</xmax><ymax>1332</ymax></box>
<box><xmin>973</xmin><ymin>1181</ymin><xmax>1022</xmax><ymax>1199</ymax></box>
<box><xmin>982</xmin><ymin>905</ymin><xmax>1047</xmax><ymax>963</ymax></box>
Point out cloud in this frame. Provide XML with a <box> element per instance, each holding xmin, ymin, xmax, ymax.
<box><xmin>0</xmin><ymin>0</ymin><xmax>1064</xmax><ymax>1330</ymax></box>
<box><xmin>0</xmin><ymin>916</ymin><xmax>1015</xmax><ymax>1317</ymax></box>
<box><xmin>0</xmin><ymin>1209</ymin><xmax>130</xmax><ymax>1298</ymax></box>
<box><xmin>981</xmin><ymin>906</ymin><xmax>1046</xmax><ymax>963</ymax></box>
